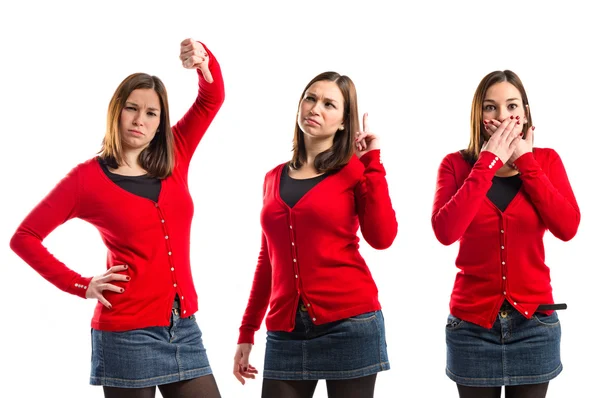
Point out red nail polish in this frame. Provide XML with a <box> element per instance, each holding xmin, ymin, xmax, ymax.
<box><xmin>516</xmin><ymin>116</ymin><xmax>520</xmax><ymax>120</ymax></box>
<box><xmin>510</xmin><ymin>116</ymin><xmax>514</xmax><ymax>119</ymax></box>
<box><xmin>517</xmin><ymin>121</ymin><xmax>520</xmax><ymax>125</ymax></box>
<box><xmin>120</xmin><ymin>288</ymin><xmax>124</xmax><ymax>293</ymax></box>
<box><xmin>126</xmin><ymin>276</ymin><xmax>130</xmax><ymax>281</ymax></box>
<box><xmin>483</xmin><ymin>120</ymin><xmax>488</xmax><ymax>125</ymax></box>
<box><xmin>532</xmin><ymin>126</ymin><xmax>536</xmax><ymax>130</ymax></box>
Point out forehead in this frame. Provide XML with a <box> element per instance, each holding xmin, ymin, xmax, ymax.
<box><xmin>485</xmin><ymin>81</ymin><xmax>522</xmax><ymax>101</ymax></box>
<box><xmin>126</xmin><ymin>88</ymin><xmax>161</xmax><ymax>108</ymax></box>
<box><xmin>306</xmin><ymin>80</ymin><xmax>344</xmax><ymax>100</ymax></box>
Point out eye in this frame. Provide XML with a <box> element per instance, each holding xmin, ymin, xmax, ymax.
<box><xmin>125</xmin><ymin>106</ymin><xmax>136</xmax><ymax>111</ymax></box>
<box><xmin>483</xmin><ymin>104</ymin><xmax>496</xmax><ymax>111</ymax></box>
<box><xmin>147</xmin><ymin>112</ymin><xmax>157</xmax><ymax>117</ymax></box>
<box><xmin>304</xmin><ymin>96</ymin><xmax>315</xmax><ymax>102</ymax></box>
<box><xmin>508</xmin><ymin>103</ymin><xmax>518</xmax><ymax>110</ymax></box>
<box><xmin>325</xmin><ymin>102</ymin><xmax>336</xmax><ymax>109</ymax></box>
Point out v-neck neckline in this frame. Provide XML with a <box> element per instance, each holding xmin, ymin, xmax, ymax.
<box><xmin>94</xmin><ymin>157</ymin><xmax>163</xmax><ymax>205</ymax></box>
<box><xmin>484</xmin><ymin>177</ymin><xmax>524</xmax><ymax>214</ymax></box>
<box><xmin>274</xmin><ymin>163</ymin><xmax>334</xmax><ymax>210</ymax></box>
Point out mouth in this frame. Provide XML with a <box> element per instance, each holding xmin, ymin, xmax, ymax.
<box><xmin>129</xmin><ymin>129</ymin><xmax>144</xmax><ymax>136</ymax></box>
<box><xmin>305</xmin><ymin>118</ymin><xmax>320</xmax><ymax>126</ymax></box>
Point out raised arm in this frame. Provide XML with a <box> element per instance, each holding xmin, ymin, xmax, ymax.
<box><xmin>172</xmin><ymin>39</ymin><xmax>225</xmax><ymax>166</ymax></box>
<box><xmin>514</xmin><ymin>148</ymin><xmax>580</xmax><ymax>241</ymax></box>
<box><xmin>355</xmin><ymin>150</ymin><xmax>397</xmax><ymax>249</ymax></box>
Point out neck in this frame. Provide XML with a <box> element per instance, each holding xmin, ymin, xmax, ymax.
<box><xmin>303</xmin><ymin>135</ymin><xmax>334</xmax><ymax>168</ymax></box>
<box><xmin>495</xmin><ymin>164</ymin><xmax>519</xmax><ymax>177</ymax></box>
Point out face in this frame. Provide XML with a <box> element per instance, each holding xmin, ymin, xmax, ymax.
<box><xmin>482</xmin><ymin>81</ymin><xmax>527</xmax><ymax>128</ymax></box>
<box><xmin>119</xmin><ymin>88</ymin><xmax>161</xmax><ymax>151</ymax></box>
<box><xmin>297</xmin><ymin>80</ymin><xmax>345</xmax><ymax>139</ymax></box>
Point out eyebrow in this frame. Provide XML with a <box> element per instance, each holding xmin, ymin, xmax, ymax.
<box><xmin>125</xmin><ymin>101</ymin><xmax>160</xmax><ymax>112</ymax></box>
<box><xmin>306</xmin><ymin>92</ymin><xmax>340</xmax><ymax>104</ymax></box>
<box><xmin>483</xmin><ymin>98</ymin><xmax>521</xmax><ymax>103</ymax></box>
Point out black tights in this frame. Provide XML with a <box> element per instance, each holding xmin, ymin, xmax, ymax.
<box><xmin>457</xmin><ymin>382</ymin><xmax>549</xmax><ymax>398</ymax></box>
<box><xmin>261</xmin><ymin>374</ymin><xmax>377</xmax><ymax>398</ymax></box>
<box><xmin>103</xmin><ymin>374</ymin><xmax>221</xmax><ymax>398</ymax></box>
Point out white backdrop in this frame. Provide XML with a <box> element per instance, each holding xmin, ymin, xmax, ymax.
<box><xmin>1</xmin><ymin>1</ymin><xmax>597</xmax><ymax>397</ymax></box>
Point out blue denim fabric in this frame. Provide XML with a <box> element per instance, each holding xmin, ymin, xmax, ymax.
<box><xmin>264</xmin><ymin>308</ymin><xmax>389</xmax><ymax>380</ymax></box>
<box><xmin>446</xmin><ymin>305</ymin><xmax>562</xmax><ymax>386</ymax></box>
<box><xmin>90</xmin><ymin>309</ymin><xmax>212</xmax><ymax>388</ymax></box>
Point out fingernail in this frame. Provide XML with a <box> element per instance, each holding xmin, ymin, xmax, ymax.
<box><xmin>243</xmin><ymin>366</ymin><xmax>248</xmax><ymax>372</ymax></box>
<box><xmin>520</xmin><ymin>132</ymin><xmax>523</xmax><ymax>136</ymax></box>
<box><xmin>532</xmin><ymin>126</ymin><xmax>536</xmax><ymax>130</ymax></box>
<box><xmin>510</xmin><ymin>116</ymin><xmax>514</xmax><ymax>119</ymax></box>
<box><xmin>483</xmin><ymin>120</ymin><xmax>488</xmax><ymax>125</ymax></box>
<box><xmin>516</xmin><ymin>116</ymin><xmax>520</xmax><ymax>120</ymax></box>
<box><xmin>124</xmin><ymin>265</ymin><xmax>128</xmax><ymax>269</ymax></box>
<box><xmin>120</xmin><ymin>288</ymin><xmax>124</xmax><ymax>293</ymax></box>
<box><xmin>517</xmin><ymin>121</ymin><xmax>520</xmax><ymax>125</ymax></box>
<box><xmin>126</xmin><ymin>276</ymin><xmax>131</xmax><ymax>281</ymax></box>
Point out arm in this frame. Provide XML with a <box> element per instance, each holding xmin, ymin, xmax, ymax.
<box><xmin>355</xmin><ymin>150</ymin><xmax>398</xmax><ymax>249</ymax></box>
<box><xmin>238</xmin><ymin>232</ymin><xmax>272</xmax><ymax>345</ymax></box>
<box><xmin>172</xmin><ymin>41</ymin><xmax>225</xmax><ymax>165</ymax></box>
<box><xmin>513</xmin><ymin>149</ymin><xmax>580</xmax><ymax>241</ymax></box>
<box><xmin>9</xmin><ymin>167</ymin><xmax>92</xmax><ymax>297</ymax></box>
<box><xmin>431</xmin><ymin>151</ymin><xmax>502</xmax><ymax>245</ymax></box>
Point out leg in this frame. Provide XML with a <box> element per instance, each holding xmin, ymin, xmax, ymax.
<box><xmin>505</xmin><ymin>382</ymin><xmax>549</xmax><ymax>398</ymax></box>
<box><xmin>158</xmin><ymin>374</ymin><xmax>221</xmax><ymax>398</ymax></box>
<box><xmin>325</xmin><ymin>374</ymin><xmax>377</xmax><ymax>398</ymax></box>
<box><xmin>261</xmin><ymin>379</ymin><xmax>318</xmax><ymax>398</ymax></box>
<box><xmin>456</xmin><ymin>384</ymin><xmax>501</xmax><ymax>398</ymax></box>
<box><xmin>103</xmin><ymin>386</ymin><xmax>156</xmax><ymax>398</ymax></box>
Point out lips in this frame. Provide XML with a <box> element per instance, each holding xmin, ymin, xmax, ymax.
<box><xmin>305</xmin><ymin>118</ymin><xmax>320</xmax><ymax>126</ymax></box>
<box><xmin>129</xmin><ymin>129</ymin><xmax>144</xmax><ymax>136</ymax></box>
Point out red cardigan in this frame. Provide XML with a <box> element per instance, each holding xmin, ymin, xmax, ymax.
<box><xmin>9</xmin><ymin>45</ymin><xmax>224</xmax><ymax>332</ymax></box>
<box><xmin>432</xmin><ymin>149</ymin><xmax>580</xmax><ymax>328</ymax></box>
<box><xmin>238</xmin><ymin>150</ymin><xmax>398</xmax><ymax>344</ymax></box>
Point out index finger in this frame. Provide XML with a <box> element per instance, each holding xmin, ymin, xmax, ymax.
<box><xmin>105</xmin><ymin>264</ymin><xmax>128</xmax><ymax>275</ymax></box>
<box><xmin>362</xmin><ymin>112</ymin><xmax>370</xmax><ymax>132</ymax></box>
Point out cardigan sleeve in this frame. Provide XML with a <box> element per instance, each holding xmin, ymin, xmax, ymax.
<box><xmin>171</xmin><ymin>42</ymin><xmax>225</xmax><ymax>167</ymax></box>
<box><xmin>431</xmin><ymin>151</ymin><xmax>503</xmax><ymax>245</ymax></box>
<box><xmin>9</xmin><ymin>166</ymin><xmax>93</xmax><ymax>298</ymax></box>
<box><xmin>238</xmin><ymin>232</ymin><xmax>273</xmax><ymax>345</ymax></box>
<box><xmin>354</xmin><ymin>150</ymin><xmax>398</xmax><ymax>249</ymax></box>
<box><xmin>513</xmin><ymin>149</ymin><xmax>580</xmax><ymax>241</ymax></box>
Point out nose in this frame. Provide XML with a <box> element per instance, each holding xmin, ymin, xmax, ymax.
<box><xmin>132</xmin><ymin>111</ymin><xmax>143</xmax><ymax>126</ymax></box>
<box><xmin>498</xmin><ymin>107</ymin><xmax>510</xmax><ymax>122</ymax></box>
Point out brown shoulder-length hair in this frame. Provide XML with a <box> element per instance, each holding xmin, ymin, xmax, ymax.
<box><xmin>290</xmin><ymin>71</ymin><xmax>359</xmax><ymax>173</ymax></box>
<box><xmin>98</xmin><ymin>73</ymin><xmax>174</xmax><ymax>178</ymax></box>
<box><xmin>463</xmin><ymin>70</ymin><xmax>533</xmax><ymax>164</ymax></box>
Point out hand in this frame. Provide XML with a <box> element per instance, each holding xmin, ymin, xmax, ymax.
<box><xmin>85</xmin><ymin>264</ymin><xmax>130</xmax><ymax>309</ymax></box>
<box><xmin>179</xmin><ymin>38</ymin><xmax>213</xmax><ymax>83</ymax></box>
<box><xmin>507</xmin><ymin>125</ymin><xmax>534</xmax><ymax>166</ymax></box>
<box><xmin>481</xmin><ymin>116</ymin><xmax>522</xmax><ymax>163</ymax></box>
<box><xmin>355</xmin><ymin>113</ymin><xmax>380</xmax><ymax>159</ymax></box>
<box><xmin>233</xmin><ymin>343</ymin><xmax>258</xmax><ymax>385</ymax></box>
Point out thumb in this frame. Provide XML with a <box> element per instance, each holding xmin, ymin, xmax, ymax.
<box><xmin>198</xmin><ymin>61</ymin><xmax>214</xmax><ymax>84</ymax></box>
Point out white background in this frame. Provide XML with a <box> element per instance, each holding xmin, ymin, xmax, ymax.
<box><xmin>1</xmin><ymin>1</ymin><xmax>597</xmax><ymax>397</ymax></box>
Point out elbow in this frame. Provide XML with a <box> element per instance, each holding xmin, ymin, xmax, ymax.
<box><xmin>365</xmin><ymin>225</ymin><xmax>398</xmax><ymax>250</ymax></box>
<box><xmin>431</xmin><ymin>222</ymin><xmax>456</xmax><ymax>246</ymax></box>
<box><xmin>9</xmin><ymin>230</ymin><xmax>23</xmax><ymax>255</ymax></box>
<box><xmin>553</xmin><ymin>212</ymin><xmax>581</xmax><ymax>242</ymax></box>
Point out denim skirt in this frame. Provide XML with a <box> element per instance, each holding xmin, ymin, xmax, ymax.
<box><xmin>263</xmin><ymin>304</ymin><xmax>390</xmax><ymax>380</ymax></box>
<box><xmin>445</xmin><ymin>302</ymin><xmax>562</xmax><ymax>387</ymax></box>
<box><xmin>90</xmin><ymin>309</ymin><xmax>212</xmax><ymax>388</ymax></box>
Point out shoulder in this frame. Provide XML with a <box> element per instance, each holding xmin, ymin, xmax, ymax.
<box><xmin>532</xmin><ymin>147</ymin><xmax>560</xmax><ymax>164</ymax></box>
<box><xmin>264</xmin><ymin>162</ymin><xmax>286</xmax><ymax>181</ymax></box>
<box><xmin>439</xmin><ymin>151</ymin><xmax>469</xmax><ymax>168</ymax></box>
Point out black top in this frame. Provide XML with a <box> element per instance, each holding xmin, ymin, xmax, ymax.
<box><xmin>280</xmin><ymin>165</ymin><xmax>329</xmax><ymax>208</ymax></box>
<box><xmin>99</xmin><ymin>159</ymin><xmax>161</xmax><ymax>202</ymax></box>
<box><xmin>486</xmin><ymin>174</ymin><xmax>522</xmax><ymax>212</ymax></box>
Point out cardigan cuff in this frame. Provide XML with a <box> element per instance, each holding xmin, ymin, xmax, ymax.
<box><xmin>238</xmin><ymin>327</ymin><xmax>255</xmax><ymax>345</ymax></box>
<box><xmin>477</xmin><ymin>151</ymin><xmax>504</xmax><ymax>173</ymax></box>
<box><xmin>359</xmin><ymin>149</ymin><xmax>383</xmax><ymax>170</ymax></box>
<box><xmin>513</xmin><ymin>151</ymin><xmax>538</xmax><ymax>172</ymax></box>
<box><xmin>69</xmin><ymin>276</ymin><xmax>93</xmax><ymax>298</ymax></box>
